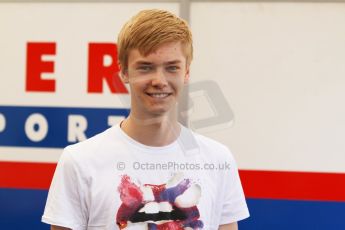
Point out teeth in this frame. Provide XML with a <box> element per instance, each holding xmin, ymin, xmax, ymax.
<box><xmin>138</xmin><ymin>201</ymin><xmax>173</xmax><ymax>214</ymax></box>
<box><xmin>145</xmin><ymin>220</ymin><xmax>172</xmax><ymax>225</ymax></box>
<box><xmin>149</xmin><ymin>93</ymin><xmax>169</xmax><ymax>98</ymax></box>
<box><xmin>139</xmin><ymin>202</ymin><xmax>159</xmax><ymax>214</ymax></box>
<box><xmin>141</xmin><ymin>186</ymin><xmax>154</xmax><ymax>202</ymax></box>
<box><xmin>159</xmin><ymin>201</ymin><xmax>173</xmax><ymax>212</ymax></box>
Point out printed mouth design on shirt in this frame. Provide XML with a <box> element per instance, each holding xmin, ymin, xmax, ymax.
<box><xmin>130</xmin><ymin>201</ymin><xmax>186</xmax><ymax>222</ymax></box>
<box><xmin>116</xmin><ymin>173</ymin><xmax>204</xmax><ymax>229</ymax></box>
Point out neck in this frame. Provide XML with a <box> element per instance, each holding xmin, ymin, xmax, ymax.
<box><xmin>120</xmin><ymin>113</ymin><xmax>181</xmax><ymax>147</ymax></box>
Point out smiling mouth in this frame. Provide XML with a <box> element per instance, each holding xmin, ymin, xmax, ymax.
<box><xmin>129</xmin><ymin>202</ymin><xmax>187</xmax><ymax>223</ymax></box>
<box><xmin>146</xmin><ymin>92</ymin><xmax>172</xmax><ymax>98</ymax></box>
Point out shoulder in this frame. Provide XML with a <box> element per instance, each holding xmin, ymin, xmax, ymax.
<box><xmin>195</xmin><ymin>132</ymin><xmax>229</xmax><ymax>153</ymax></box>
<box><xmin>184</xmin><ymin>127</ymin><xmax>235</xmax><ymax>162</ymax></box>
<box><xmin>55</xmin><ymin>126</ymin><xmax>121</xmax><ymax>178</ymax></box>
<box><xmin>61</xmin><ymin>126</ymin><xmax>117</xmax><ymax>164</ymax></box>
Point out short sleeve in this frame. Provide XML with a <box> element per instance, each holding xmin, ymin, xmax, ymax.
<box><xmin>42</xmin><ymin>147</ymin><xmax>88</xmax><ymax>229</ymax></box>
<box><xmin>219</xmin><ymin>150</ymin><xmax>250</xmax><ymax>225</ymax></box>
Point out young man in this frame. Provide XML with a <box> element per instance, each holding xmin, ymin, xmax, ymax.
<box><xmin>42</xmin><ymin>9</ymin><xmax>249</xmax><ymax>230</ymax></box>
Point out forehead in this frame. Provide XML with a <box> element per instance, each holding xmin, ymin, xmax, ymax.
<box><xmin>128</xmin><ymin>42</ymin><xmax>187</xmax><ymax>64</ymax></box>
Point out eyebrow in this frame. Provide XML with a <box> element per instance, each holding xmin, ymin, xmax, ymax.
<box><xmin>134</xmin><ymin>60</ymin><xmax>182</xmax><ymax>65</ymax></box>
<box><xmin>134</xmin><ymin>61</ymin><xmax>152</xmax><ymax>65</ymax></box>
<box><xmin>165</xmin><ymin>60</ymin><xmax>182</xmax><ymax>65</ymax></box>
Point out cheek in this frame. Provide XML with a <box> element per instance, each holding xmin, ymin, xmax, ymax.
<box><xmin>170</xmin><ymin>73</ymin><xmax>185</xmax><ymax>84</ymax></box>
<box><xmin>129</xmin><ymin>78</ymin><xmax>149</xmax><ymax>91</ymax></box>
<box><xmin>128</xmin><ymin>84</ymin><xmax>142</xmax><ymax>99</ymax></box>
<box><xmin>172</xmin><ymin>78</ymin><xmax>186</xmax><ymax>91</ymax></box>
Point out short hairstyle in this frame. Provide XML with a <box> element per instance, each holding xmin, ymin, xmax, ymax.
<box><xmin>117</xmin><ymin>9</ymin><xmax>193</xmax><ymax>74</ymax></box>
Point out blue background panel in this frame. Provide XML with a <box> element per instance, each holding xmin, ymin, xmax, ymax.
<box><xmin>239</xmin><ymin>199</ymin><xmax>345</xmax><ymax>230</ymax></box>
<box><xmin>0</xmin><ymin>189</ymin><xmax>49</xmax><ymax>230</ymax></box>
<box><xmin>0</xmin><ymin>106</ymin><xmax>129</xmax><ymax>148</ymax></box>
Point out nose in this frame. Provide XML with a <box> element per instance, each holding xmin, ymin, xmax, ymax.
<box><xmin>151</xmin><ymin>68</ymin><xmax>168</xmax><ymax>88</ymax></box>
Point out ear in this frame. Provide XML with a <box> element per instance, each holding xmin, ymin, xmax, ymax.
<box><xmin>184</xmin><ymin>66</ymin><xmax>190</xmax><ymax>84</ymax></box>
<box><xmin>120</xmin><ymin>67</ymin><xmax>129</xmax><ymax>84</ymax></box>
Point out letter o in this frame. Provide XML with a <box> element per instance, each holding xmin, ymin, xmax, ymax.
<box><xmin>0</xmin><ymin>113</ymin><xmax>5</xmax><ymax>132</ymax></box>
<box><xmin>25</xmin><ymin>113</ymin><xmax>48</xmax><ymax>142</ymax></box>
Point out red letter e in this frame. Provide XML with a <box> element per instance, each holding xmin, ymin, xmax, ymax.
<box><xmin>26</xmin><ymin>42</ymin><xmax>56</xmax><ymax>92</ymax></box>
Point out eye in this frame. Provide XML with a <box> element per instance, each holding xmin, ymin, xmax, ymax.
<box><xmin>137</xmin><ymin>65</ymin><xmax>152</xmax><ymax>72</ymax></box>
<box><xmin>166</xmin><ymin>65</ymin><xmax>180</xmax><ymax>72</ymax></box>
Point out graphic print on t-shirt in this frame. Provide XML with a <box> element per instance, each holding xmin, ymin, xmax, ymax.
<box><xmin>116</xmin><ymin>173</ymin><xmax>204</xmax><ymax>229</ymax></box>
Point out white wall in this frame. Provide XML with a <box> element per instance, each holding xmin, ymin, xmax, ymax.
<box><xmin>190</xmin><ymin>2</ymin><xmax>345</xmax><ymax>173</ymax></box>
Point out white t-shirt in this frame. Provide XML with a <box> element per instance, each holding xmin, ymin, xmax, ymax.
<box><xmin>42</xmin><ymin>124</ymin><xmax>249</xmax><ymax>230</ymax></box>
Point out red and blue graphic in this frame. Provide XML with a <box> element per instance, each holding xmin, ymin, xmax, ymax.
<box><xmin>116</xmin><ymin>174</ymin><xmax>203</xmax><ymax>229</ymax></box>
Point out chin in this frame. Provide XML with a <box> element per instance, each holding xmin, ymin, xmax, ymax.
<box><xmin>149</xmin><ymin>108</ymin><xmax>171</xmax><ymax>116</ymax></box>
<box><xmin>145</xmin><ymin>104</ymin><xmax>175</xmax><ymax>116</ymax></box>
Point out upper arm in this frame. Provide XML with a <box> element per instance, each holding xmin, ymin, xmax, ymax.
<box><xmin>218</xmin><ymin>150</ymin><xmax>250</xmax><ymax>224</ymax></box>
<box><xmin>42</xmin><ymin>149</ymin><xmax>88</xmax><ymax>229</ymax></box>
<box><xmin>51</xmin><ymin>226</ymin><xmax>71</xmax><ymax>230</ymax></box>
<box><xmin>219</xmin><ymin>222</ymin><xmax>238</xmax><ymax>230</ymax></box>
